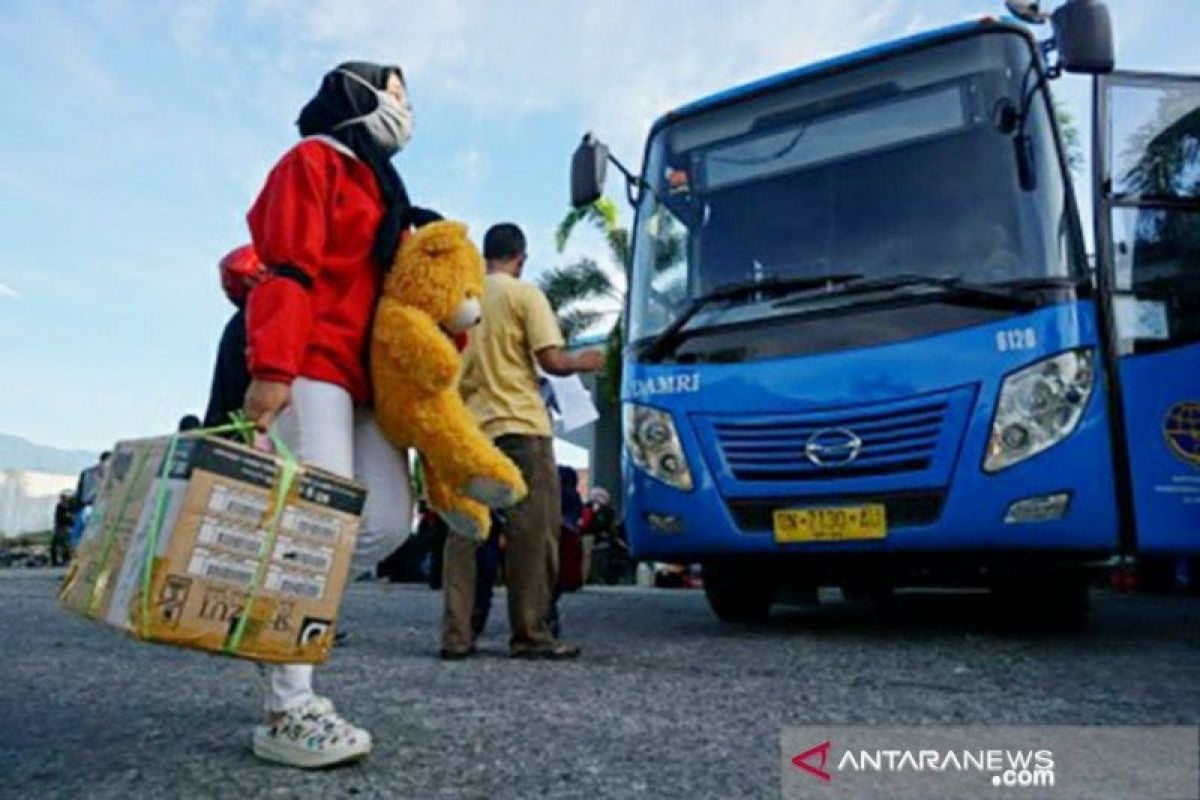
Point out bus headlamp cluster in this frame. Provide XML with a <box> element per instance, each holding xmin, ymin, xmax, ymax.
<box><xmin>985</xmin><ymin>349</ymin><xmax>1095</xmax><ymax>472</ymax></box>
<box><xmin>624</xmin><ymin>404</ymin><xmax>694</xmax><ymax>491</ymax></box>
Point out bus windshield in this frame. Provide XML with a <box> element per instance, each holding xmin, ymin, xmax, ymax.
<box><xmin>628</xmin><ymin>30</ymin><xmax>1085</xmax><ymax>349</ymax></box>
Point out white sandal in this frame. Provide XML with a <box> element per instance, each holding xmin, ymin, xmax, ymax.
<box><xmin>252</xmin><ymin>696</ymin><xmax>372</xmax><ymax>769</ymax></box>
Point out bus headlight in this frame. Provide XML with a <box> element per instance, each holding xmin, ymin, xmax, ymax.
<box><xmin>624</xmin><ymin>403</ymin><xmax>694</xmax><ymax>491</ymax></box>
<box><xmin>984</xmin><ymin>349</ymin><xmax>1095</xmax><ymax>472</ymax></box>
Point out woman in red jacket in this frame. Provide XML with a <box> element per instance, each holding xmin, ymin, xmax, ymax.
<box><xmin>242</xmin><ymin>61</ymin><xmax>434</xmax><ymax>769</ymax></box>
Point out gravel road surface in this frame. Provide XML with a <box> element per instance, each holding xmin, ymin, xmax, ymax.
<box><xmin>2</xmin><ymin>571</ymin><xmax>1197</xmax><ymax>799</ymax></box>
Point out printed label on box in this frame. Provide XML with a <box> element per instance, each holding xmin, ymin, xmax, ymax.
<box><xmin>208</xmin><ymin>484</ymin><xmax>270</xmax><ymax>523</ymax></box>
<box><xmin>197</xmin><ymin>518</ymin><xmax>268</xmax><ymax>557</ymax></box>
<box><xmin>273</xmin><ymin>536</ymin><xmax>334</xmax><ymax>574</ymax></box>
<box><xmin>265</xmin><ymin>566</ymin><xmax>326</xmax><ymax>600</ymax></box>
<box><xmin>281</xmin><ymin>506</ymin><xmax>342</xmax><ymax>544</ymax></box>
<box><xmin>187</xmin><ymin>546</ymin><xmax>259</xmax><ymax>588</ymax></box>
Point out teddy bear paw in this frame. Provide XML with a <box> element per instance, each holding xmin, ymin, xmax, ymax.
<box><xmin>441</xmin><ymin>509</ymin><xmax>487</xmax><ymax>542</ymax></box>
<box><xmin>466</xmin><ymin>477</ymin><xmax>521</xmax><ymax>509</ymax></box>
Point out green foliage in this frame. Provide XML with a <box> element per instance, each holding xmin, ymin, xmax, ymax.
<box><xmin>1054</xmin><ymin>98</ymin><xmax>1084</xmax><ymax>175</ymax></box>
<box><xmin>539</xmin><ymin>259</ymin><xmax>619</xmax><ymax>313</ymax></box>
<box><xmin>600</xmin><ymin>321</ymin><xmax>625</xmax><ymax>406</ymax></box>
<box><xmin>556</xmin><ymin>197</ymin><xmax>631</xmax><ymax>267</ymax></box>
<box><xmin>541</xmin><ymin>197</ymin><xmax>632</xmax><ymax>399</ymax></box>
<box><xmin>651</xmin><ymin>226</ymin><xmax>686</xmax><ymax>274</ymax></box>
<box><xmin>559</xmin><ymin>308</ymin><xmax>604</xmax><ymax>343</ymax></box>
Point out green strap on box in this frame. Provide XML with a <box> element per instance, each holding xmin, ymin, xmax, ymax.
<box><xmin>223</xmin><ymin>428</ymin><xmax>298</xmax><ymax>655</ymax></box>
<box><xmin>86</xmin><ymin>446</ymin><xmax>152</xmax><ymax>616</ymax></box>
<box><xmin>135</xmin><ymin>413</ymin><xmax>300</xmax><ymax>656</ymax></box>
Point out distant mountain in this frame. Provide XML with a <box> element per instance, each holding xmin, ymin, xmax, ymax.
<box><xmin>0</xmin><ymin>433</ymin><xmax>97</xmax><ymax>474</ymax></box>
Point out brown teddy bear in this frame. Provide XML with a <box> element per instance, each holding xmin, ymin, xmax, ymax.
<box><xmin>371</xmin><ymin>221</ymin><xmax>527</xmax><ymax>540</ymax></box>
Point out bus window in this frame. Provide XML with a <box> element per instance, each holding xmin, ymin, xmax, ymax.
<box><xmin>1108</xmin><ymin>82</ymin><xmax>1200</xmax><ymax>353</ymax></box>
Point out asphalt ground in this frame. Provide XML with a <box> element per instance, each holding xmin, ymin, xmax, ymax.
<box><xmin>2</xmin><ymin>571</ymin><xmax>1198</xmax><ymax>799</ymax></box>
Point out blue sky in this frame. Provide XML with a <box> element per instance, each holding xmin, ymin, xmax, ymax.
<box><xmin>1</xmin><ymin>0</ymin><xmax>1197</xmax><ymax>452</ymax></box>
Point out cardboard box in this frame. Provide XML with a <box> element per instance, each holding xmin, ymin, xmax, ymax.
<box><xmin>59</xmin><ymin>433</ymin><xmax>365</xmax><ymax>664</ymax></box>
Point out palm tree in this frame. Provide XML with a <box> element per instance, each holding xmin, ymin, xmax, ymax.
<box><xmin>538</xmin><ymin>197</ymin><xmax>629</xmax><ymax>402</ymax></box>
<box><xmin>535</xmin><ymin>197</ymin><xmax>630</xmax><ymax>501</ymax></box>
<box><xmin>556</xmin><ymin>197</ymin><xmax>630</xmax><ymax>266</ymax></box>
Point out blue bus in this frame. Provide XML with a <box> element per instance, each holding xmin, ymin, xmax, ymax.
<box><xmin>571</xmin><ymin>1</ymin><xmax>1200</xmax><ymax>624</ymax></box>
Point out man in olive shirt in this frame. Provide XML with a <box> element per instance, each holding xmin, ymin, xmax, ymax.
<box><xmin>443</xmin><ymin>223</ymin><xmax>603</xmax><ymax>659</ymax></box>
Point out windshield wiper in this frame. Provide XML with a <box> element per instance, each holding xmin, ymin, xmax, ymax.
<box><xmin>773</xmin><ymin>273</ymin><xmax>1046</xmax><ymax>312</ymax></box>
<box><xmin>988</xmin><ymin>275</ymin><xmax>1090</xmax><ymax>292</ymax></box>
<box><xmin>637</xmin><ymin>273</ymin><xmax>863</xmax><ymax>362</ymax></box>
<box><xmin>635</xmin><ymin>272</ymin><xmax>1073</xmax><ymax>364</ymax></box>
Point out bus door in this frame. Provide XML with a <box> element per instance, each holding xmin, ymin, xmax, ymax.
<box><xmin>1094</xmin><ymin>71</ymin><xmax>1200</xmax><ymax>554</ymax></box>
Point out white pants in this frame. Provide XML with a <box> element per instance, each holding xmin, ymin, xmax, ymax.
<box><xmin>267</xmin><ymin>378</ymin><xmax>411</xmax><ymax>713</ymax></box>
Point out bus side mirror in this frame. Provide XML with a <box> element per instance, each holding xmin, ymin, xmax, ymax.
<box><xmin>571</xmin><ymin>133</ymin><xmax>608</xmax><ymax>208</ymax></box>
<box><xmin>1052</xmin><ymin>0</ymin><xmax>1114</xmax><ymax>74</ymax></box>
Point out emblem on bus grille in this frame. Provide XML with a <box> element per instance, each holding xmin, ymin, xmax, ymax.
<box><xmin>804</xmin><ymin>428</ymin><xmax>863</xmax><ymax>467</ymax></box>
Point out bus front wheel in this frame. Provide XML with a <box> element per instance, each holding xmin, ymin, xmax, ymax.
<box><xmin>702</xmin><ymin>560</ymin><xmax>776</xmax><ymax>623</ymax></box>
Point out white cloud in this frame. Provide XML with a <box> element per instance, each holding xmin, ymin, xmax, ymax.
<box><xmin>255</xmin><ymin>0</ymin><xmax>919</xmax><ymax>163</ymax></box>
<box><xmin>0</xmin><ymin>282</ymin><xmax>18</xmax><ymax>300</ymax></box>
<box><xmin>452</xmin><ymin>146</ymin><xmax>488</xmax><ymax>182</ymax></box>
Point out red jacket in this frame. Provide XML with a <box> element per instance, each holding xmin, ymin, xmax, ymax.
<box><xmin>245</xmin><ymin>139</ymin><xmax>384</xmax><ymax>403</ymax></box>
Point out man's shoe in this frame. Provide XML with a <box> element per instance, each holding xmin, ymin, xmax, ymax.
<box><xmin>511</xmin><ymin>641</ymin><xmax>581</xmax><ymax>661</ymax></box>
<box><xmin>439</xmin><ymin>646</ymin><xmax>475</xmax><ymax>661</ymax></box>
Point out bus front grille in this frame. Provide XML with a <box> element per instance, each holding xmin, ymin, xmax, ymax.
<box><xmin>704</xmin><ymin>390</ymin><xmax>969</xmax><ymax>483</ymax></box>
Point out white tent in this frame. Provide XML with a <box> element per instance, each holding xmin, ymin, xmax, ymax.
<box><xmin>0</xmin><ymin>469</ymin><xmax>76</xmax><ymax>537</ymax></box>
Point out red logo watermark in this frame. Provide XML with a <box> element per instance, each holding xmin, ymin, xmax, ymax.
<box><xmin>792</xmin><ymin>741</ymin><xmax>832</xmax><ymax>782</ymax></box>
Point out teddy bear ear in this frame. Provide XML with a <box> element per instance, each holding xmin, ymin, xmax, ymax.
<box><xmin>416</xmin><ymin>220</ymin><xmax>469</xmax><ymax>257</ymax></box>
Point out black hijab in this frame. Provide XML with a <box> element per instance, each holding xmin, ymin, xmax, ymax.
<box><xmin>296</xmin><ymin>61</ymin><xmax>411</xmax><ymax>269</ymax></box>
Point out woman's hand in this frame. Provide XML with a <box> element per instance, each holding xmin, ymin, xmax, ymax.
<box><xmin>244</xmin><ymin>378</ymin><xmax>292</xmax><ymax>430</ymax></box>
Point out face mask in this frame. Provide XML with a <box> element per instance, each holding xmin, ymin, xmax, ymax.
<box><xmin>332</xmin><ymin>69</ymin><xmax>414</xmax><ymax>155</ymax></box>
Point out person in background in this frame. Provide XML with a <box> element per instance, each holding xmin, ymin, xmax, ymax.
<box><xmin>50</xmin><ymin>490</ymin><xmax>75</xmax><ymax>566</ymax></box>
<box><xmin>73</xmin><ymin>452</ymin><xmax>110</xmax><ymax>508</ymax></box>
<box><xmin>443</xmin><ymin>223</ymin><xmax>603</xmax><ymax>660</ymax></box>
<box><xmin>583</xmin><ymin>487</ymin><xmax>619</xmax><ymax>585</ymax></box>
<box><xmin>240</xmin><ymin>60</ymin><xmax>438</xmax><ymax>769</ymax></box>
<box><xmin>560</xmin><ymin>466</ymin><xmax>584</xmax><ymax>529</ymax></box>
<box><xmin>203</xmin><ymin>245</ymin><xmax>265</xmax><ymax>428</ymax></box>
<box><xmin>550</xmin><ymin>465</ymin><xmax>585</xmax><ymax>636</ymax></box>
<box><xmin>579</xmin><ymin>486</ymin><xmax>597</xmax><ymax>584</ymax></box>
<box><xmin>177</xmin><ymin>414</ymin><xmax>202</xmax><ymax>432</ymax></box>
<box><xmin>69</xmin><ymin>451</ymin><xmax>110</xmax><ymax>550</ymax></box>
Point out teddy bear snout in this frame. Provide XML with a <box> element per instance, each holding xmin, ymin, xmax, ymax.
<box><xmin>445</xmin><ymin>297</ymin><xmax>483</xmax><ymax>333</ymax></box>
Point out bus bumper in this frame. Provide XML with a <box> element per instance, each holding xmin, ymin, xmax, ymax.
<box><xmin>625</xmin><ymin>415</ymin><xmax>1120</xmax><ymax>563</ymax></box>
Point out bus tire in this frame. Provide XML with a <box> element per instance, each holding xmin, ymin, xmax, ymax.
<box><xmin>991</xmin><ymin>567</ymin><xmax>1090</xmax><ymax>630</ymax></box>
<box><xmin>702</xmin><ymin>560</ymin><xmax>775</xmax><ymax>623</ymax></box>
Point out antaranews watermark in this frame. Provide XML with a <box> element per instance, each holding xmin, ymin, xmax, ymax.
<box><xmin>781</xmin><ymin>725</ymin><xmax>1198</xmax><ymax>799</ymax></box>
